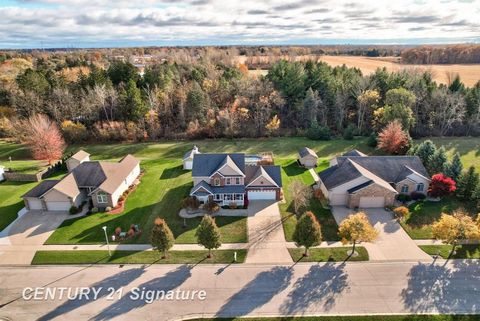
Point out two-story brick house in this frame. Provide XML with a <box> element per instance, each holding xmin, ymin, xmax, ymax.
<box><xmin>190</xmin><ymin>153</ymin><xmax>282</xmax><ymax>206</ymax></box>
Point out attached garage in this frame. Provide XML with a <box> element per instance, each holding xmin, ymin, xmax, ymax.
<box><xmin>247</xmin><ymin>189</ymin><xmax>276</xmax><ymax>200</ymax></box>
<box><xmin>46</xmin><ymin>201</ymin><xmax>71</xmax><ymax>212</ymax></box>
<box><xmin>25</xmin><ymin>198</ymin><xmax>43</xmax><ymax>210</ymax></box>
<box><xmin>329</xmin><ymin>193</ymin><xmax>347</xmax><ymax>206</ymax></box>
<box><xmin>359</xmin><ymin>196</ymin><xmax>385</xmax><ymax>208</ymax></box>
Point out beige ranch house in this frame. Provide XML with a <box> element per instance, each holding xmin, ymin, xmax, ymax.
<box><xmin>23</xmin><ymin>150</ymin><xmax>140</xmax><ymax>212</ymax></box>
<box><xmin>318</xmin><ymin>150</ymin><xmax>430</xmax><ymax>208</ymax></box>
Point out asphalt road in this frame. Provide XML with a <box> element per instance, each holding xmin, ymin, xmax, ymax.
<box><xmin>0</xmin><ymin>260</ymin><xmax>479</xmax><ymax>321</ymax></box>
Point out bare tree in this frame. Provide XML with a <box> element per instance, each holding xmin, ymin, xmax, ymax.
<box><xmin>289</xmin><ymin>180</ymin><xmax>312</xmax><ymax>216</ymax></box>
<box><xmin>431</xmin><ymin>88</ymin><xmax>466</xmax><ymax>135</ymax></box>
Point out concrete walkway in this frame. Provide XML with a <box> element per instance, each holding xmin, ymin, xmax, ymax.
<box><xmin>331</xmin><ymin>207</ymin><xmax>432</xmax><ymax>262</ymax></box>
<box><xmin>245</xmin><ymin>201</ymin><xmax>292</xmax><ymax>264</ymax></box>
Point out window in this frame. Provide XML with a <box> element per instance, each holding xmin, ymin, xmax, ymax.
<box><xmin>226</xmin><ymin>178</ymin><xmax>231</xmax><ymax>185</ymax></box>
<box><xmin>97</xmin><ymin>192</ymin><xmax>108</xmax><ymax>204</ymax></box>
<box><xmin>235</xmin><ymin>194</ymin><xmax>244</xmax><ymax>200</ymax></box>
<box><xmin>235</xmin><ymin>177</ymin><xmax>241</xmax><ymax>185</ymax></box>
<box><xmin>214</xmin><ymin>178</ymin><xmax>220</xmax><ymax>186</ymax></box>
<box><xmin>401</xmin><ymin>185</ymin><xmax>409</xmax><ymax>193</ymax></box>
<box><xmin>124</xmin><ymin>179</ymin><xmax>128</xmax><ymax>185</ymax></box>
<box><xmin>214</xmin><ymin>194</ymin><xmax>222</xmax><ymax>201</ymax></box>
<box><xmin>416</xmin><ymin>183</ymin><xmax>424</xmax><ymax>192</ymax></box>
<box><xmin>225</xmin><ymin>194</ymin><xmax>233</xmax><ymax>201</ymax></box>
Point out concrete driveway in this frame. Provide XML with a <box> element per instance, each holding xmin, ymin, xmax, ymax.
<box><xmin>245</xmin><ymin>201</ymin><xmax>292</xmax><ymax>264</ymax></box>
<box><xmin>0</xmin><ymin>209</ymin><xmax>78</xmax><ymax>264</ymax></box>
<box><xmin>331</xmin><ymin>207</ymin><xmax>432</xmax><ymax>262</ymax></box>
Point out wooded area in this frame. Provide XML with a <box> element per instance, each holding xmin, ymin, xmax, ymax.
<box><xmin>401</xmin><ymin>45</ymin><xmax>480</xmax><ymax>64</ymax></box>
<box><xmin>0</xmin><ymin>47</ymin><xmax>479</xmax><ymax>144</ymax></box>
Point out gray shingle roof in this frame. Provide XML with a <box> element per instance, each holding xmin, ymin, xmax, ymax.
<box><xmin>245</xmin><ymin>165</ymin><xmax>282</xmax><ymax>187</ymax></box>
<box><xmin>192</xmin><ymin>153</ymin><xmax>245</xmax><ymax>177</ymax></box>
<box><xmin>342</xmin><ymin>150</ymin><xmax>366</xmax><ymax>157</ymax></box>
<box><xmin>347</xmin><ymin>180</ymin><xmax>373</xmax><ymax>194</ymax></box>
<box><xmin>336</xmin><ymin>156</ymin><xmax>428</xmax><ymax>183</ymax></box>
<box><xmin>22</xmin><ymin>180</ymin><xmax>60</xmax><ymax>198</ymax></box>
<box><xmin>299</xmin><ymin>147</ymin><xmax>318</xmax><ymax>158</ymax></box>
<box><xmin>183</xmin><ymin>146</ymin><xmax>200</xmax><ymax>160</ymax></box>
<box><xmin>70</xmin><ymin>150</ymin><xmax>90</xmax><ymax>161</ymax></box>
<box><xmin>319</xmin><ymin>155</ymin><xmax>429</xmax><ymax>190</ymax></box>
<box><xmin>72</xmin><ymin>162</ymin><xmax>106</xmax><ymax>187</ymax></box>
<box><xmin>212</xmin><ymin>185</ymin><xmax>245</xmax><ymax>194</ymax></box>
<box><xmin>191</xmin><ymin>181</ymin><xmax>213</xmax><ymax>195</ymax></box>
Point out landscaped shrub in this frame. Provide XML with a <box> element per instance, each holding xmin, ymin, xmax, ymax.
<box><xmin>69</xmin><ymin>206</ymin><xmax>79</xmax><ymax>215</ymax></box>
<box><xmin>61</xmin><ymin>120</ymin><xmax>88</xmax><ymax>143</ymax></box>
<box><xmin>342</xmin><ymin>124</ymin><xmax>356</xmax><ymax>140</ymax></box>
<box><xmin>411</xmin><ymin>192</ymin><xmax>427</xmax><ymax>201</ymax></box>
<box><xmin>91</xmin><ymin>207</ymin><xmax>99</xmax><ymax>213</ymax></box>
<box><xmin>204</xmin><ymin>200</ymin><xmax>220</xmax><ymax>214</ymax></box>
<box><xmin>105</xmin><ymin>206</ymin><xmax>112</xmax><ymax>212</ymax></box>
<box><xmin>115</xmin><ymin>227</ymin><xmax>122</xmax><ymax>235</ymax></box>
<box><xmin>182</xmin><ymin>196</ymin><xmax>200</xmax><ymax>211</ymax></box>
<box><xmin>393</xmin><ymin>206</ymin><xmax>410</xmax><ymax>220</ymax></box>
<box><xmin>397</xmin><ymin>194</ymin><xmax>411</xmax><ymax>203</ymax></box>
<box><xmin>229</xmin><ymin>202</ymin><xmax>237</xmax><ymax>209</ymax></box>
<box><xmin>306</xmin><ymin>122</ymin><xmax>331</xmax><ymax>140</ymax></box>
<box><xmin>367</xmin><ymin>133</ymin><xmax>377</xmax><ymax>147</ymax></box>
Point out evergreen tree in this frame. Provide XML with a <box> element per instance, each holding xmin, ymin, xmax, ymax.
<box><xmin>119</xmin><ymin>79</ymin><xmax>148</xmax><ymax>121</ymax></box>
<box><xmin>302</xmin><ymin>88</ymin><xmax>319</xmax><ymax>129</ymax></box>
<box><xmin>150</xmin><ymin>217</ymin><xmax>175</xmax><ymax>259</ymax></box>
<box><xmin>456</xmin><ymin>166</ymin><xmax>479</xmax><ymax>200</ymax></box>
<box><xmin>429</xmin><ymin>146</ymin><xmax>448</xmax><ymax>175</ymax></box>
<box><xmin>414</xmin><ymin>140</ymin><xmax>437</xmax><ymax>173</ymax></box>
<box><xmin>196</xmin><ymin>215</ymin><xmax>222</xmax><ymax>258</ymax></box>
<box><xmin>444</xmin><ymin>152</ymin><xmax>463</xmax><ymax>182</ymax></box>
<box><xmin>293</xmin><ymin>211</ymin><xmax>322</xmax><ymax>256</ymax></box>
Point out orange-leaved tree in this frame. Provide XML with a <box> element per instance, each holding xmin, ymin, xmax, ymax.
<box><xmin>377</xmin><ymin>120</ymin><xmax>410</xmax><ymax>155</ymax></box>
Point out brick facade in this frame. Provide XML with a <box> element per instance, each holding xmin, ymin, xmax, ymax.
<box><xmin>395</xmin><ymin>178</ymin><xmax>427</xmax><ymax>195</ymax></box>
<box><xmin>347</xmin><ymin>183</ymin><xmax>396</xmax><ymax>208</ymax></box>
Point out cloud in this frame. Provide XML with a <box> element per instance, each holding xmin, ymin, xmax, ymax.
<box><xmin>0</xmin><ymin>0</ymin><xmax>479</xmax><ymax>48</ymax></box>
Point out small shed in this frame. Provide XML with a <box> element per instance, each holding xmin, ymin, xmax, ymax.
<box><xmin>298</xmin><ymin>147</ymin><xmax>318</xmax><ymax>168</ymax></box>
<box><xmin>183</xmin><ymin>146</ymin><xmax>200</xmax><ymax>170</ymax></box>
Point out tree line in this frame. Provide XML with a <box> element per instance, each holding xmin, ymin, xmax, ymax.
<box><xmin>401</xmin><ymin>45</ymin><xmax>480</xmax><ymax>64</ymax></box>
<box><xmin>0</xmin><ymin>57</ymin><xmax>479</xmax><ymax>143</ymax></box>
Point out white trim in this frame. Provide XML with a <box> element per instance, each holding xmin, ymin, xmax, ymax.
<box><xmin>190</xmin><ymin>185</ymin><xmax>213</xmax><ymax>195</ymax></box>
<box><xmin>213</xmin><ymin>156</ymin><xmax>246</xmax><ymax>178</ymax></box>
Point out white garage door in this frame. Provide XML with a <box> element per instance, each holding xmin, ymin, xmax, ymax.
<box><xmin>247</xmin><ymin>190</ymin><xmax>276</xmax><ymax>200</ymax></box>
<box><xmin>27</xmin><ymin>198</ymin><xmax>43</xmax><ymax>210</ymax></box>
<box><xmin>329</xmin><ymin>194</ymin><xmax>347</xmax><ymax>206</ymax></box>
<box><xmin>359</xmin><ymin>196</ymin><xmax>385</xmax><ymax>208</ymax></box>
<box><xmin>46</xmin><ymin>201</ymin><xmax>71</xmax><ymax>211</ymax></box>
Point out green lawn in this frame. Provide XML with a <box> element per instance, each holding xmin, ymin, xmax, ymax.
<box><xmin>46</xmin><ymin>159</ymin><xmax>247</xmax><ymax>244</ymax></box>
<box><xmin>279</xmin><ymin>158</ymin><xmax>339</xmax><ymax>241</ymax></box>
<box><xmin>420</xmin><ymin>244</ymin><xmax>480</xmax><ymax>259</ymax></box>
<box><xmin>400</xmin><ymin>197</ymin><xmax>477</xmax><ymax>239</ymax></box>
<box><xmin>31</xmin><ymin>249</ymin><xmax>247</xmax><ymax>264</ymax></box>
<box><xmin>288</xmin><ymin>247</ymin><xmax>369</xmax><ymax>262</ymax></box>
<box><xmin>193</xmin><ymin>316</ymin><xmax>480</xmax><ymax>321</ymax></box>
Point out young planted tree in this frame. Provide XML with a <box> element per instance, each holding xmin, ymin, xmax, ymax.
<box><xmin>22</xmin><ymin>114</ymin><xmax>66</xmax><ymax>164</ymax></box>
<box><xmin>444</xmin><ymin>152</ymin><xmax>463</xmax><ymax>182</ymax></box>
<box><xmin>289</xmin><ymin>180</ymin><xmax>312</xmax><ymax>216</ymax></box>
<box><xmin>150</xmin><ymin>217</ymin><xmax>175</xmax><ymax>259</ymax></box>
<box><xmin>413</xmin><ymin>140</ymin><xmax>437</xmax><ymax>170</ymax></box>
<box><xmin>456</xmin><ymin>166</ymin><xmax>479</xmax><ymax>200</ymax></box>
<box><xmin>293</xmin><ymin>211</ymin><xmax>322</xmax><ymax>257</ymax></box>
<box><xmin>428</xmin><ymin>173</ymin><xmax>456</xmax><ymax>198</ymax></box>
<box><xmin>338</xmin><ymin>212</ymin><xmax>378</xmax><ymax>256</ymax></box>
<box><xmin>377</xmin><ymin>120</ymin><xmax>410</xmax><ymax>155</ymax></box>
<box><xmin>196</xmin><ymin>215</ymin><xmax>222</xmax><ymax>258</ymax></box>
<box><xmin>432</xmin><ymin>211</ymin><xmax>480</xmax><ymax>255</ymax></box>
<box><xmin>429</xmin><ymin>146</ymin><xmax>448</xmax><ymax>175</ymax></box>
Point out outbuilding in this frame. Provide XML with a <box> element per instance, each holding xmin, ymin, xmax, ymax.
<box><xmin>298</xmin><ymin>147</ymin><xmax>318</xmax><ymax>168</ymax></box>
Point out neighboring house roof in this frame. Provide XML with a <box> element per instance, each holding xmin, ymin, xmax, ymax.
<box><xmin>336</xmin><ymin>156</ymin><xmax>429</xmax><ymax>183</ymax></box>
<box><xmin>245</xmin><ymin>165</ymin><xmax>282</xmax><ymax>188</ymax></box>
<box><xmin>342</xmin><ymin>149</ymin><xmax>367</xmax><ymax>157</ymax></box>
<box><xmin>183</xmin><ymin>146</ymin><xmax>200</xmax><ymax>160</ymax></box>
<box><xmin>299</xmin><ymin>147</ymin><xmax>318</xmax><ymax>158</ymax></box>
<box><xmin>22</xmin><ymin>180</ymin><xmax>60</xmax><ymax>198</ymax></box>
<box><xmin>23</xmin><ymin>154</ymin><xmax>140</xmax><ymax>199</ymax></box>
<box><xmin>192</xmin><ymin>153</ymin><xmax>245</xmax><ymax>177</ymax></box>
<box><xmin>319</xmin><ymin>155</ymin><xmax>429</xmax><ymax>191</ymax></box>
<box><xmin>49</xmin><ymin>173</ymin><xmax>81</xmax><ymax>198</ymax></box>
<box><xmin>70</xmin><ymin>150</ymin><xmax>90</xmax><ymax>161</ymax></box>
<box><xmin>96</xmin><ymin>155</ymin><xmax>140</xmax><ymax>194</ymax></box>
<box><xmin>191</xmin><ymin>181</ymin><xmax>213</xmax><ymax>195</ymax></box>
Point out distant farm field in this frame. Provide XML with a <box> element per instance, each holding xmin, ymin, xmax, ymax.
<box><xmin>319</xmin><ymin>56</ymin><xmax>480</xmax><ymax>87</ymax></box>
<box><xmin>242</xmin><ymin>55</ymin><xmax>480</xmax><ymax>86</ymax></box>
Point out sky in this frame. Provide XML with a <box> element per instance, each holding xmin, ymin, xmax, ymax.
<box><xmin>0</xmin><ymin>0</ymin><xmax>479</xmax><ymax>49</ymax></box>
